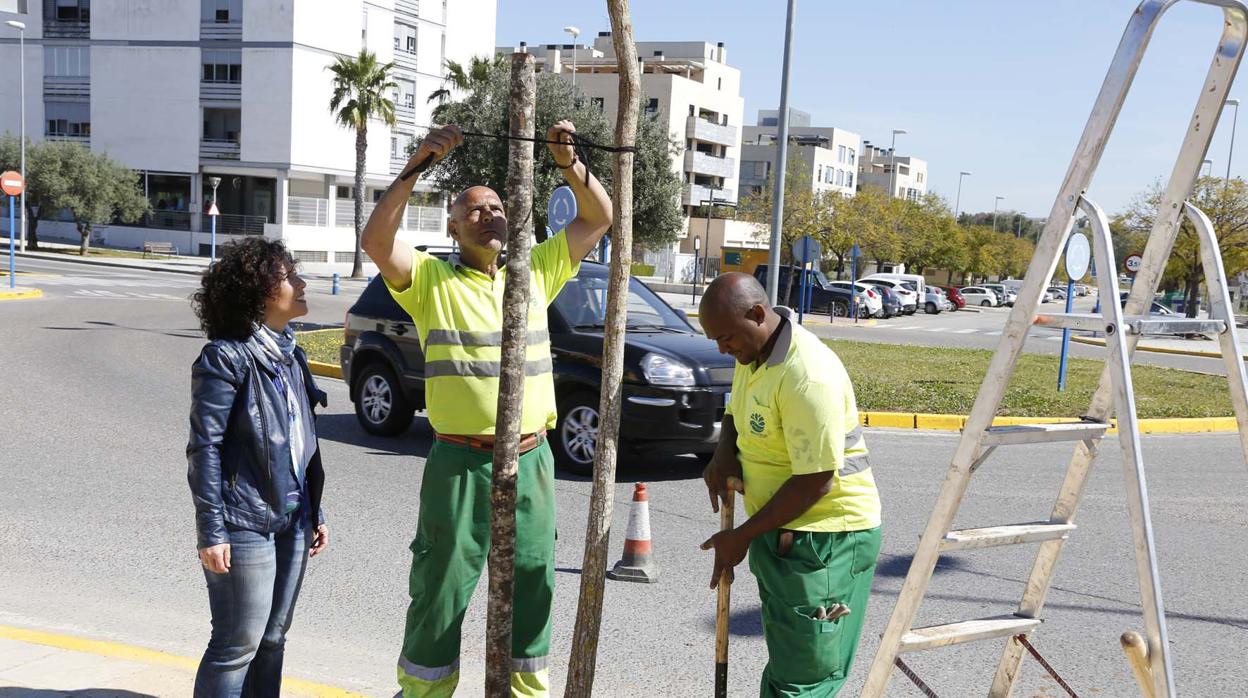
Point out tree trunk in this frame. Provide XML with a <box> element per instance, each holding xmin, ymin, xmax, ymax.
<box><xmin>78</xmin><ymin>222</ymin><xmax>90</xmax><ymax>255</ymax></box>
<box><xmin>484</xmin><ymin>51</ymin><xmax>536</xmax><ymax>698</ymax></box>
<box><xmin>833</xmin><ymin>253</ymin><xmax>845</xmax><ymax>280</ymax></box>
<box><xmin>25</xmin><ymin>204</ymin><xmax>39</xmax><ymax>250</ymax></box>
<box><xmin>1185</xmin><ymin>273</ymin><xmax>1201</xmax><ymax>318</ymax></box>
<box><xmin>565</xmin><ymin>2</ymin><xmax>638</xmax><ymax>694</ymax></box>
<box><xmin>352</xmin><ymin>126</ymin><xmax>367</xmax><ymax>279</ymax></box>
<box><xmin>947</xmin><ymin>269</ymin><xmax>954</xmax><ymax>284</ymax></box>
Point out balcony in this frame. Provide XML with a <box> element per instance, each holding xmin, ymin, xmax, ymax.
<box><xmin>44</xmin><ymin>76</ymin><xmax>90</xmax><ymax>99</ymax></box>
<box><xmin>393</xmin><ymin>50</ymin><xmax>419</xmax><ymax>73</ymax></box>
<box><xmin>391</xmin><ymin>154</ymin><xmax>409</xmax><ymax>177</ymax></box>
<box><xmin>43</xmin><ymin>20</ymin><xmax>90</xmax><ymax>39</ymax></box>
<box><xmin>46</xmin><ymin>133</ymin><xmax>90</xmax><ymax>147</ymax></box>
<box><xmin>686</xmin><ymin>115</ymin><xmax>738</xmax><ymax>147</ymax></box>
<box><xmin>200</xmin><ymin>139</ymin><xmax>241</xmax><ymax>160</ymax></box>
<box><xmin>336</xmin><ymin>200</ymin><xmax>442</xmax><ymax>232</ymax></box>
<box><xmin>395</xmin><ymin>0</ymin><xmax>421</xmax><ymax>19</ymax></box>
<box><xmin>201</xmin><ymin>212</ymin><xmax>266</xmax><ymax>236</ymax></box>
<box><xmin>682</xmin><ymin>183</ymin><xmax>735</xmax><ymax>207</ymax></box>
<box><xmin>684</xmin><ymin>150</ymin><xmax>736</xmax><ymax>179</ymax></box>
<box><xmin>200</xmin><ymin>82</ymin><xmax>241</xmax><ymax>102</ymax></box>
<box><xmin>395</xmin><ymin>103</ymin><xmax>417</xmax><ymax>123</ymax></box>
<box><xmin>201</xmin><ymin>21</ymin><xmax>242</xmax><ymax>41</ymax></box>
<box><xmin>287</xmin><ymin>196</ymin><xmax>329</xmax><ymax>227</ymax></box>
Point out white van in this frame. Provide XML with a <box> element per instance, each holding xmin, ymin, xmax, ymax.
<box><xmin>860</xmin><ymin>272</ymin><xmax>926</xmax><ymax>299</ymax></box>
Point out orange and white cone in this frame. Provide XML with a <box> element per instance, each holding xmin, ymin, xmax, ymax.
<box><xmin>607</xmin><ymin>482</ymin><xmax>658</xmax><ymax>583</ymax></box>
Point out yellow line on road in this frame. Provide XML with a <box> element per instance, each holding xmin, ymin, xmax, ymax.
<box><xmin>0</xmin><ymin>625</ymin><xmax>369</xmax><ymax>697</ymax></box>
<box><xmin>0</xmin><ymin>287</ymin><xmax>42</xmax><ymax>300</ymax></box>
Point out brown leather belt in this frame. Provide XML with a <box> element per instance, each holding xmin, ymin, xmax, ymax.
<box><xmin>435</xmin><ymin>431</ymin><xmax>547</xmax><ymax>454</ymax></box>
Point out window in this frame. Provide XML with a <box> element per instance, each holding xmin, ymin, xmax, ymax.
<box><xmin>917</xmin><ymin>172</ymin><xmax>925</xmax><ymax>183</ymax></box>
<box><xmin>644</xmin><ymin>98</ymin><xmax>659</xmax><ymax>118</ymax></box>
<box><xmin>202</xmin><ymin>108</ymin><xmax>241</xmax><ymax>141</ymax></box>
<box><xmin>717</xmin><ymin>77</ymin><xmax>722</xmax><ymax>90</ymax></box>
<box><xmin>54</xmin><ymin>0</ymin><xmax>89</xmax><ymax>21</ymax></box>
<box><xmin>395</xmin><ymin>23</ymin><xmax>417</xmax><ymax>54</ymax></box>
<box><xmin>202</xmin><ymin>50</ymin><xmax>242</xmax><ymax>83</ymax></box>
<box><xmin>45</xmin><ymin>101</ymin><xmax>90</xmax><ymax>137</ymax></box>
<box><xmin>391</xmin><ymin>137</ymin><xmax>398</xmax><ymax>159</ymax></box>
<box><xmin>848</xmin><ymin>149</ymin><xmax>856</xmax><ymax>165</ymax></box>
<box><xmin>201</xmin><ymin>0</ymin><xmax>241</xmax><ymax>23</ymax></box>
<box><xmin>44</xmin><ymin>46</ymin><xmax>89</xmax><ymax>77</ymax></box>
<box><xmin>817</xmin><ymin>165</ymin><xmax>823</xmax><ymax>181</ymax></box>
<box><xmin>838</xmin><ymin>145</ymin><xmax>846</xmax><ymax>162</ymax></box>
<box><xmin>836</xmin><ymin>169</ymin><xmax>845</xmax><ymax>186</ymax></box>
<box><xmin>590</xmin><ymin>97</ymin><xmax>605</xmax><ymax>114</ymax></box>
<box><xmin>396</xmin><ymin>79</ymin><xmax>416</xmax><ymax>108</ymax></box>
<box><xmin>846</xmin><ymin>172</ymin><xmax>853</xmax><ymax>188</ymax></box>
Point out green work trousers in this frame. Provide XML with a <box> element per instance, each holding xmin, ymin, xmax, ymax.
<box><xmin>398</xmin><ymin>439</ymin><xmax>556</xmax><ymax>698</ymax></box>
<box><xmin>748</xmin><ymin>526</ymin><xmax>882</xmax><ymax>697</ymax></box>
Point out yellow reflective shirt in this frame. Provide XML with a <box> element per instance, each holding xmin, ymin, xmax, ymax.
<box><xmin>724</xmin><ymin>307</ymin><xmax>881</xmax><ymax>532</ymax></box>
<box><xmin>385</xmin><ymin>231</ymin><xmax>579</xmax><ymax>436</ymax></box>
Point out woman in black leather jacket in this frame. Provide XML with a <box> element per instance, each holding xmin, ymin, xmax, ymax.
<box><xmin>187</xmin><ymin>237</ymin><xmax>329</xmax><ymax>697</ymax></box>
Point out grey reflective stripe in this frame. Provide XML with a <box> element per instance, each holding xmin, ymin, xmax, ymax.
<box><xmin>425</xmin><ymin>357</ymin><xmax>553</xmax><ymax>379</ymax></box>
<box><xmin>510</xmin><ymin>656</ymin><xmax>549</xmax><ymax>674</ymax></box>
<box><xmin>398</xmin><ymin>655</ymin><xmax>460</xmax><ymax>681</ymax></box>
<box><xmin>841</xmin><ymin>452</ymin><xmax>872</xmax><ymax>476</ymax></box>
<box><xmin>425</xmin><ymin>328</ymin><xmax>551</xmax><ymax>347</ymax></box>
<box><xmin>846</xmin><ymin>424</ymin><xmax>864</xmax><ymax>446</ymax></box>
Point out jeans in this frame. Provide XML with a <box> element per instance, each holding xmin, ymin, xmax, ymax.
<box><xmin>194</xmin><ymin>520</ymin><xmax>309</xmax><ymax>698</ymax></box>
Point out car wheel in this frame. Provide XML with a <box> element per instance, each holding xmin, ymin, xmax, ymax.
<box><xmin>831</xmin><ymin>300</ymin><xmax>850</xmax><ymax>317</ymax></box>
<box><xmin>979</xmin><ymin>299</ymin><xmax>990</xmax><ymax>307</ymax></box>
<box><xmin>553</xmin><ymin>390</ymin><xmax>600</xmax><ymax>475</ymax></box>
<box><xmin>925</xmin><ymin>301</ymin><xmax>938</xmax><ymax>314</ymax></box>
<box><xmin>353</xmin><ymin>362</ymin><xmax>415</xmax><ymax>436</ymax></box>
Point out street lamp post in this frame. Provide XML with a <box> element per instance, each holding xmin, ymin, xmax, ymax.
<box><xmin>765</xmin><ymin>0</ymin><xmax>797</xmax><ymax>305</ymax></box>
<box><xmin>1224</xmin><ymin>98</ymin><xmax>1240</xmax><ymax>196</ymax></box>
<box><xmin>992</xmin><ymin>195</ymin><xmax>1006</xmax><ymax>232</ymax></box>
<box><xmin>6</xmin><ymin>21</ymin><xmax>26</xmax><ymax>252</ymax></box>
<box><xmin>888</xmin><ymin>128</ymin><xmax>907</xmax><ymax>199</ymax></box>
<box><xmin>691</xmin><ymin>234</ymin><xmax>702</xmax><ymax>304</ymax></box>
<box><xmin>208</xmin><ymin>176</ymin><xmax>222</xmax><ymax>261</ymax></box>
<box><xmin>1016</xmin><ymin>211</ymin><xmax>1025</xmax><ymax>238</ymax></box>
<box><xmin>954</xmin><ymin>170</ymin><xmax>971</xmax><ymax>221</ymax></box>
<box><xmin>563</xmin><ymin>26</ymin><xmax>580</xmax><ymax>92</ymax></box>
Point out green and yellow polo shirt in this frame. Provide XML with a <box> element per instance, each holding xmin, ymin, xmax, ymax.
<box><xmin>385</xmin><ymin>231</ymin><xmax>579</xmax><ymax>436</ymax></box>
<box><xmin>724</xmin><ymin>307</ymin><xmax>881</xmax><ymax>532</ymax></box>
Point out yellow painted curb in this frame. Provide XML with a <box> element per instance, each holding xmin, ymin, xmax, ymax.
<box><xmin>308</xmin><ymin>359</ymin><xmax>343</xmax><ymax>380</ymax></box>
<box><xmin>0</xmin><ymin>287</ymin><xmax>42</xmax><ymax>300</ymax></box>
<box><xmin>1070</xmin><ymin>334</ymin><xmax>1246</xmax><ymax>360</ymax></box>
<box><xmin>0</xmin><ymin>625</ymin><xmax>367</xmax><ymax>697</ymax></box>
<box><xmin>861</xmin><ymin>411</ymin><xmax>1236</xmax><ymax>435</ymax></box>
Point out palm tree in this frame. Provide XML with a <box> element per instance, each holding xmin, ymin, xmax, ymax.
<box><xmin>427</xmin><ymin>55</ymin><xmax>507</xmax><ymax>113</ymax></box>
<box><xmin>327</xmin><ymin>49</ymin><xmax>396</xmax><ymax>278</ymax></box>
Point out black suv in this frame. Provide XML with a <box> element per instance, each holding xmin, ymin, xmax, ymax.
<box><xmin>340</xmin><ymin>261</ymin><xmax>735</xmax><ymax>473</ymax></box>
<box><xmin>752</xmin><ymin>264</ymin><xmax>867</xmax><ymax>318</ymax></box>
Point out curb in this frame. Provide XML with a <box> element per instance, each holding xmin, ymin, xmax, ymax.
<box><xmin>0</xmin><ymin>286</ymin><xmax>43</xmax><ymax>300</ymax></box>
<box><xmin>860</xmin><ymin>410</ymin><xmax>1237</xmax><ymax>434</ymax></box>
<box><xmin>0</xmin><ymin>624</ymin><xmax>367</xmax><ymax>697</ymax></box>
<box><xmin>16</xmin><ymin>249</ymin><xmax>206</xmax><ymax>276</ymax></box>
<box><xmin>1070</xmin><ymin>335</ymin><xmax>1246</xmax><ymax>360</ymax></box>
<box><xmin>308</xmin><ymin>359</ymin><xmax>343</xmax><ymax>380</ymax></box>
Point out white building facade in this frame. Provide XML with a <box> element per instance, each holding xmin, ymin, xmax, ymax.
<box><xmin>857</xmin><ymin>141</ymin><xmax>928</xmax><ymax>201</ymax></box>
<box><xmin>0</xmin><ymin>0</ymin><xmax>495</xmax><ymax>261</ymax></box>
<box><xmin>740</xmin><ymin>109</ymin><xmax>861</xmax><ymax>200</ymax></box>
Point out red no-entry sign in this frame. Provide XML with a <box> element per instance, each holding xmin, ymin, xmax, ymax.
<box><xmin>0</xmin><ymin>171</ymin><xmax>24</xmax><ymax>197</ymax></box>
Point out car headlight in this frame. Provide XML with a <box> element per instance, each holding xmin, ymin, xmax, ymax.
<box><xmin>640</xmin><ymin>353</ymin><xmax>695</xmax><ymax>387</ymax></box>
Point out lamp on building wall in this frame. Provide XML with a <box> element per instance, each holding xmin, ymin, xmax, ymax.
<box><xmin>563</xmin><ymin>26</ymin><xmax>581</xmax><ymax>91</ymax></box>
<box><xmin>6</xmin><ymin>20</ymin><xmax>26</xmax><ymax>251</ymax></box>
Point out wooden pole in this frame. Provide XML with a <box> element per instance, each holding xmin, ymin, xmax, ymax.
<box><xmin>714</xmin><ymin>488</ymin><xmax>736</xmax><ymax>698</ymax></box>
<box><xmin>564</xmin><ymin>1</ymin><xmax>639</xmax><ymax>694</ymax></box>
<box><xmin>484</xmin><ymin>50</ymin><xmax>536</xmax><ymax>697</ymax></box>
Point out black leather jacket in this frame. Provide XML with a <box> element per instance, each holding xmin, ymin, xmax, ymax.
<box><xmin>187</xmin><ymin>336</ymin><xmax>328</xmax><ymax>549</ymax></box>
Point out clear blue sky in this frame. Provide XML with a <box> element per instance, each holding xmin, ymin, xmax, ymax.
<box><xmin>496</xmin><ymin>0</ymin><xmax>1245</xmax><ymax>218</ymax></box>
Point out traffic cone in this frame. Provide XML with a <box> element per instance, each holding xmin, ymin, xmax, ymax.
<box><xmin>607</xmin><ymin>482</ymin><xmax>658</xmax><ymax>583</ymax></box>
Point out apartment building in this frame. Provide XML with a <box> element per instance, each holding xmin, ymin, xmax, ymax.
<box><xmin>0</xmin><ymin>0</ymin><xmax>495</xmax><ymax>261</ymax></box>
<box><xmin>740</xmin><ymin>108</ymin><xmax>861</xmax><ymax>199</ymax></box>
<box><xmin>857</xmin><ymin>141</ymin><xmax>928</xmax><ymax>201</ymax></box>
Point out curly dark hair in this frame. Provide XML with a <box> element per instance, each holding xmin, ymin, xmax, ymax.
<box><xmin>192</xmin><ymin>238</ymin><xmax>298</xmax><ymax>341</ymax></box>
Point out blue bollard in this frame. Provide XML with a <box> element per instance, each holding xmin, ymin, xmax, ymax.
<box><xmin>331</xmin><ymin>272</ymin><xmax>340</xmax><ymax>295</ymax></box>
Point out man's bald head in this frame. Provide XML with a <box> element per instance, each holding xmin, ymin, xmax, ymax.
<box><xmin>698</xmin><ymin>272</ymin><xmax>779</xmax><ymax>365</ymax></box>
<box><xmin>450</xmin><ymin>186</ymin><xmax>501</xmax><ymax>221</ymax></box>
<box><xmin>701</xmin><ymin>272</ymin><xmax>770</xmax><ymax>318</ymax></box>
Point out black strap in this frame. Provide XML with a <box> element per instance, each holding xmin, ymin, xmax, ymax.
<box><xmin>399</xmin><ymin>130</ymin><xmax>634</xmax><ymax>182</ymax></box>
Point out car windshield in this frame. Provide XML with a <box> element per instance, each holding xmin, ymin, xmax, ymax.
<box><xmin>554</xmin><ymin>275</ymin><xmax>690</xmax><ymax>332</ymax></box>
<box><xmin>811</xmin><ymin>270</ymin><xmax>833</xmax><ymax>288</ymax></box>
<box><xmin>901</xmin><ymin>281</ymin><xmax>918</xmax><ymax>292</ymax></box>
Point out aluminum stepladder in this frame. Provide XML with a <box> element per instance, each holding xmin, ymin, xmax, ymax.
<box><xmin>860</xmin><ymin>2</ymin><xmax>1248</xmax><ymax>697</ymax></box>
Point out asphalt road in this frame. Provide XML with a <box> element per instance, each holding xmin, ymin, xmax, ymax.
<box><xmin>2</xmin><ymin>260</ymin><xmax>1246</xmax><ymax>696</ymax></box>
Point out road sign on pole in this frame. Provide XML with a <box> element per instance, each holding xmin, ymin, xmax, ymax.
<box><xmin>0</xmin><ymin>171</ymin><xmax>25</xmax><ymax>197</ymax></box>
<box><xmin>1124</xmin><ymin>252</ymin><xmax>1143</xmax><ymax>275</ymax></box>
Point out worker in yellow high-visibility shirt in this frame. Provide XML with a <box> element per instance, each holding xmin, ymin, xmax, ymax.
<box><xmin>362</xmin><ymin>122</ymin><xmax>613</xmax><ymax>698</ymax></box>
<box><xmin>700</xmin><ymin>272</ymin><xmax>882</xmax><ymax>697</ymax></box>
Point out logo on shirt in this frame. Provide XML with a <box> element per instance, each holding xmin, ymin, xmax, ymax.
<box><xmin>749</xmin><ymin>412</ymin><xmax>766</xmax><ymax>435</ymax></box>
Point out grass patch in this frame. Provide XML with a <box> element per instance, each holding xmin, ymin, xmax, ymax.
<box><xmin>827</xmin><ymin>340</ymin><xmax>1232</xmax><ymax>419</ymax></box>
<box><xmin>298</xmin><ymin>328</ymin><xmax>344</xmax><ymax>365</ymax></box>
<box><xmin>39</xmin><ymin>246</ymin><xmax>160</xmax><ymax>260</ymax></box>
<box><xmin>298</xmin><ymin>328</ymin><xmax>1232</xmax><ymax>418</ymax></box>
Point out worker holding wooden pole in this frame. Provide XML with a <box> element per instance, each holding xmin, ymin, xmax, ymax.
<box><xmin>361</xmin><ymin>109</ymin><xmax>613</xmax><ymax>695</ymax></box>
<box><xmin>699</xmin><ymin>272</ymin><xmax>882</xmax><ymax>697</ymax></box>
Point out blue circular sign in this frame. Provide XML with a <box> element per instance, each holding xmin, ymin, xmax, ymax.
<box><xmin>547</xmin><ymin>185</ymin><xmax>577</xmax><ymax>232</ymax></box>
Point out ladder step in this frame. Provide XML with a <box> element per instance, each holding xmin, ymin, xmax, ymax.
<box><xmin>941</xmin><ymin>522</ymin><xmax>1076</xmax><ymax>552</ymax></box>
<box><xmin>1034</xmin><ymin>312</ymin><xmax>1226</xmax><ymax>336</ymax></box>
<box><xmin>982</xmin><ymin>421</ymin><xmax>1109</xmax><ymax>446</ymax></box>
<box><xmin>899</xmin><ymin>615</ymin><xmax>1042</xmax><ymax>653</ymax></box>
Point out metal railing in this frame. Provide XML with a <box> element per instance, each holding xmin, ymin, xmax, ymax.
<box><xmin>140</xmin><ymin>210</ymin><xmax>193</xmax><ymax>231</ymax></box>
<box><xmin>682</xmin><ymin>184</ymin><xmax>735</xmax><ymax>207</ymax></box>
<box><xmin>686</xmin><ymin>115</ymin><xmax>737</xmax><ymax>146</ymax></box>
<box><xmin>202</xmin><ymin>213</ymin><xmax>266</xmax><ymax>236</ymax></box>
<box><xmin>288</xmin><ymin>197</ymin><xmax>329</xmax><ymax>227</ymax></box>
<box><xmin>43</xmin><ymin>76</ymin><xmax>89</xmax><ymax>98</ymax></box>
<box><xmin>200</xmin><ymin>82</ymin><xmax>241</xmax><ymax>101</ymax></box>
<box><xmin>335</xmin><ymin>200</ymin><xmax>374</xmax><ymax>229</ymax></box>
<box><xmin>408</xmin><ymin>206</ymin><xmax>444</xmax><ymax>232</ymax></box>
<box><xmin>43</xmin><ymin>20</ymin><xmax>90</xmax><ymax>38</ymax></box>
<box><xmin>200</xmin><ymin>139</ymin><xmax>240</xmax><ymax>160</ymax></box>
<box><xmin>201</xmin><ymin>21</ymin><xmax>242</xmax><ymax>41</ymax></box>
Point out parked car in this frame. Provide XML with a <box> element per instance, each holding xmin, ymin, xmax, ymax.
<box><xmin>1118</xmin><ymin>291</ymin><xmax>1175</xmax><ymax>316</ymax></box>
<box><xmin>923</xmin><ymin>289</ymin><xmax>944</xmax><ymax>314</ymax></box>
<box><xmin>860</xmin><ymin>272</ymin><xmax>927</xmax><ymax>299</ymax></box>
<box><xmin>860</xmin><ymin>277</ymin><xmax>918</xmax><ymax>314</ymax></box>
<box><xmin>930</xmin><ymin>286</ymin><xmax>955</xmax><ymax>312</ymax></box>
<box><xmin>980</xmin><ymin>283</ymin><xmax>1016</xmax><ymax>307</ymax></box>
<box><xmin>1048</xmin><ymin>286</ymin><xmax>1068</xmax><ymax>301</ymax></box>
<box><xmin>958</xmin><ymin>286</ymin><xmax>998</xmax><ymax>307</ymax></box>
<box><xmin>865</xmin><ymin>282</ymin><xmax>904</xmax><ymax>318</ymax></box>
<box><xmin>752</xmin><ymin>264</ymin><xmax>868</xmax><ymax>317</ymax></box>
<box><xmin>940</xmin><ymin>286</ymin><xmax>966</xmax><ymax>310</ymax></box>
<box><xmin>340</xmin><ymin>261</ymin><xmax>735</xmax><ymax>474</ymax></box>
<box><xmin>826</xmin><ymin>280</ymin><xmax>886</xmax><ymax>318</ymax></box>
<box><xmin>1075</xmin><ymin>284</ymin><xmax>1092</xmax><ymax>296</ymax></box>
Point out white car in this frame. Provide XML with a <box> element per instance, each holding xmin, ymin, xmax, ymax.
<box><xmin>958</xmin><ymin>286</ymin><xmax>998</xmax><ymax>307</ymax></box>
<box><xmin>827</xmin><ymin>281</ymin><xmax>885</xmax><ymax>318</ymax></box>
<box><xmin>860</xmin><ymin>278</ymin><xmax>918</xmax><ymax>315</ymax></box>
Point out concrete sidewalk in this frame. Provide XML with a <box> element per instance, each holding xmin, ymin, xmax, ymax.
<box><xmin>0</xmin><ymin>626</ymin><xmax>363</xmax><ymax>697</ymax></box>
